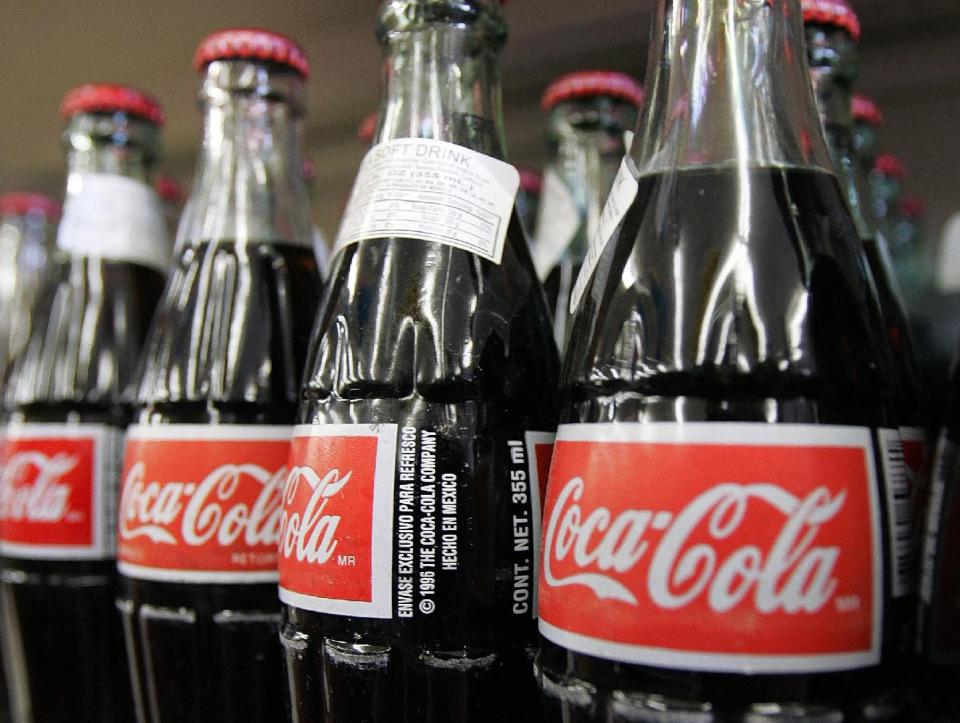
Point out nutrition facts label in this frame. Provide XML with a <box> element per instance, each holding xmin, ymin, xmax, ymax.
<box><xmin>334</xmin><ymin>138</ymin><xmax>520</xmax><ymax>265</ymax></box>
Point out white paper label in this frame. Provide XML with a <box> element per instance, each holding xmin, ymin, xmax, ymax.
<box><xmin>334</xmin><ymin>138</ymin><xmax>520</xmax><ymax>265</ymax></box>
<box><xmin>569</xmin><ymin>156</ymin><xmax>639</xmax><ymax>313</ymax></box>
<box><xmin>531</xmin><ymin>168</ymin><xmax>581</xmax><ymax>280</ymax></box>
<box><xmin>877</xmin><ymin>428</ymin><xmax>912</xmax><ymax>598</ymax></box>
<box><xmin>58</xmin><ymin>173</ymin><xmax>172</xmax><ymax>272</ymax></box>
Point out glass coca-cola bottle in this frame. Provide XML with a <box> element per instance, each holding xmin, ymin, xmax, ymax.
<box><xmin>115</xmin><ymin>29</ymin><xmax>320</xmax><ymax>723</ymax></box>
<box><xmin>278</xmin><ymin>1</ymin><xmax>559</xmax><ymax>721</ymax></box>
<box><xmin>0</xmin><ymin>83</ymin><xmax>169</xmax><ymax>723</ymax></box>
<box><xmin>802</xmin><ymin>0</ymin><xmax>926</xmax><ymax>529</ymax></box>
<box><xmin>891</xmin><ymin>194</ymin><xmax>930</xmax><ymax>302</ymax></box>
<box><xmin>917</xmin><ymin>346</ymin><xmax>960</xmax><ymax>721</ymax></box>
<box><xmin>870</xmin><ymin>152</ymin><xmax>908</xmax><ymax>277</ymax></box>
<box><xmin>536</xmin><ymin>0</ymin><xmax>911</xmax><ymax>719</ymax></box>
<box><xmin>0</xmin><ymin>193</ymin><xmax>60</xmax><ymax>390</ymax></box>
<box><xmin>852</xmin><ymin>93</ymin><xmax>884</xmax><ymax>179</ymax></box>
<box><xmin>532</xmin><ymin>71</ymin><xmax>643</xmax><ymax>350</ymax></box>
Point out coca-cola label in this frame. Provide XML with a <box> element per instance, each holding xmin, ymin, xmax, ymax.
<box><xmin>279</xmin><ymin>424</ymin><xmax>398</xmax><ymax>618</ymax></box>
<box><xmin>117</xmin><ymin>424</ymin><xmax>292</xmax><ymax>583</ymax></box>
<box><xmin>538</xmin><ymin>422</ymin><xmax>883</xmax><ymax>673</ymax></box>
<box><xmin>280</xmin><ymin>423</ymin><xmax>553</xmax><ymax>623</ymax></box>
<box><xmin>0</xmin><ymin>423</ymin><xmax>122</xmax><ymax>559</ymax></box>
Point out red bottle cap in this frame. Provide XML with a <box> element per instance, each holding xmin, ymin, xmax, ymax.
<box><xmin>541</xmin><ymin>71</ymin><xmax>645</xmax><ymax>112</ymax></box>
<box><xmin>0</xmin><ymin>192</ymin><xmax>61</xmax><ymax>220</ymax></box>
<box><xmin>60</xmin><ymin>84</ymin><xmax>166</xmax><ymax>126</ymax></box>
<box><xmin>357</xmin><ymin>112</ymin><xmax>378</xmax><ymax>144</ymax></box>
<box><xmin>194</xmin><ymin>28</ymin><xmax>310</xmax><ymax>78</ymax></box>
<box><xmin>899</xmin><ymin>195</ymin><xmax>927</xmax><ymax>219</ymax></box>
<box><xmin>154</xmin><ymin>175</ymin><xmax>186</xmax><ymax>205</ymax></box>
<box><xmin>873</xmin><ymin>153</ymin><xmax>907</xmax><ymax>179</ymax></box>
<box><xmin>801</xmin><ymin>0</ymin><xmax>861</xmax><ymax>41</ymax></box>
<box><xmin>518</xmin><ymin>169</ymin><xmax>543</xmax><ymax>195</ymax></box>
<box><xmin>852</xmin><ymin>94</ymin><xmax>883</xmax><ymax>126</ymax></box>
<box><xmin>301</xmin><ymin>158</ymin><xmax>317</xmax><ymax>184</ymax></box>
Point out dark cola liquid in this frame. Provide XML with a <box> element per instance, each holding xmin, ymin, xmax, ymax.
<box><xmin>282</xmin><ymin>215</ymin><xmax>560</xmax><ymax>723</ymax></box>
<box><xmin>861</xmin><ymin>239</ymin><xmax>921</xmax><ymax>428</ymax></box>
<box><xmin>537</xmin><ymin>167</ymin><xmax>910</xmax><ymax>722</ymax></box>
<box><xmin>0</xmin><ymin>258</ymin><xmax>164</xmax><ymax>723</ymax></box>
<box><xmin>542</xmin><ymin>256</ymin><xmax>581</xmax><ymax>349</ymax></box>
<box><xmin>117</xmin><ymin>241</ymin><xmax>318</xmax><ymax>723</ymax></box>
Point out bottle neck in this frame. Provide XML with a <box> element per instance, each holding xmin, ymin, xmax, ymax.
<box><xmin>549</xmin><ymin>98</ymin><xmax>636</xmax><ymax>258</ymax></box>
<box><xmin>853</xmin><ymin>121</ymin><xmax>880</xmax><ymax>176</ymax></box>
<box><xmin>58</xmin><ymin>113</ymin><xmax>170</xmax><ymax>270</ymax></box>
<box><xmin>805</xmin><ymin>25</ymin><xmax>875</xmax><ymax>241</ymax></box>
<box><xmin>63</xmin><ymin>112</ymin><xmax>158</xmax><ymax>184</ymax></box>
<box><xmin>632</xmin><ymin>0</ymin><xmax>831</xmax><ymax>175</ymax></box>
<box><xmin>180</xmin><ymin>60</ymin><xmax>312</xmax><ymax>249</ymax></box>
<box><xmin>376</xmin><ymin>0</ymin><xmax>508</xmax><ymax>158</ymax></box>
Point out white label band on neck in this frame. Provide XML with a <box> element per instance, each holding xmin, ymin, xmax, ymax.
<box><xmin>334</xmin><ymin>138</ymin><xmax>520</xmax><ymax>265</ymax></box>
<box><xmin>569</xmin><ymin>155</ymin><xmax>639</xmax><ymax>314</ymax></box>
<box><xmin>57</xmin><ymin>173</ymin><xmax>172</xmax><ymax>272</ymax></box>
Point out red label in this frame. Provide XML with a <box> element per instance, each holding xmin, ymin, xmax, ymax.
<box><xmin>0</xmin><ymin>424</ymin><xmax>119</xmax><ymax>559</ymax></box>
<box><xmin>117</xmin><ymin>425</ymin><xmax>291</xmax><ymax>582</ymax></box>
<box><xmin>538</xmin><ymin>423</ymin><xmax>882</xmax><ymax>673</ymax></box>
<box><xmin>526</xmin><ymin>432</ymin><xmax>555</xmax><ymax>619</ymax></box>
<box><xmin>900</xmin><ymin>426</ymin><xmax>928</xmax><ymax>496</ymax></box>
<box><xmin>278</xmin><ymin>424</ymin><xmax>396</xmax><ymax>619</ymax></box>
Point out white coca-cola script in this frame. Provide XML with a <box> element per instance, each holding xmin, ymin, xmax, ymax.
<box><xmin>279</xmin><ymin>466</ymin><xmax>351</xmax><ymax>566</ymax></box>
<box><xmin>0</xmin><ymin>451</ymin><xmax>78</xmax><ymax>523</ymax></box>
<box><xmin>543</xmin><ymin>477</ymin><xmax>846</xmax><ymax>613</ymax></box>
<box><xmin>119</xmin><ymin>462</ymin><xmax>284</xmax><ymax>547</ymax></box>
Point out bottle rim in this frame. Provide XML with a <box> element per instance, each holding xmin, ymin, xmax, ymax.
<box><xmin>60</xmin><ymin>84</ymin><xmax>165</xmax><ymax>127</ymax></box>
<box><xmin>542</xmin><ymin>71</ymin><xmax>645</xmax><ymax>112</ymax></box>
<box><xmin>800</xmin><ymin>0</ymin><xmax>861</xmax><ymax>41</ymax></box>
<box><xmin>193</xmin><ymin>28</ymin><xmax>310</xmax><ymax>78</ymax></box>
<box><xmin>873</xmin><ymin>153</ymin><xmax>907</xmax><ymax>179</ymax></box>
<box><xmin>0</xmin><ymin>192</ymin><xmax>61</xmax><ymax>220</ymax></box>
<box><xmin>852</xmin><ymin>94</ymin><xmax>884</xmax><ymax>126</ymax></box>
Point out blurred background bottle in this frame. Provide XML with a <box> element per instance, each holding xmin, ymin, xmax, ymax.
<box><xmin>532</xmin><ymin>70</ymin><xmax>642</xmax><ymax>350</ymax></box>
<box><xmin>0</xmin><ymin>83</ymin><xmax>169</xmax><ymax>723</ymax></box>
<box><xmin>0</xmin><ymin>193</ymin><xmax>60</xmax><ymax>392</ymax></box>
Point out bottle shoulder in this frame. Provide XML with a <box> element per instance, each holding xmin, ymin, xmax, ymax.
<box><xmin>302</xmin><ymin>226</ymin><xmax>560</xmax><ymax>416</ymax></box>
<box><xmin>6</xmin><ymin>255</ymin><xmax>164</xmax><ymax>409</ymax></box>
<box><xmin>565</xmin><ymin>167</ymin><xmax>895</xmax><ymax>402</ymax></box>
<box><xmin>134</xmin><ymin>240</ymin><xmax>321</xmax><ymax>409</ymax></box>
